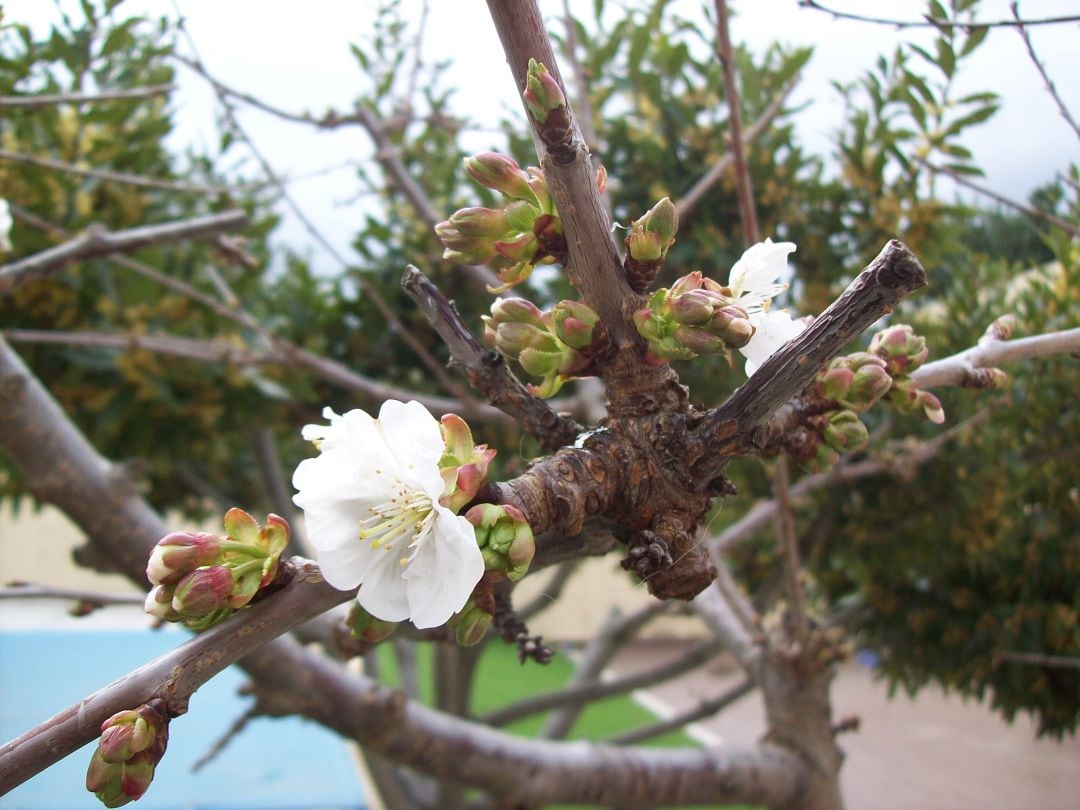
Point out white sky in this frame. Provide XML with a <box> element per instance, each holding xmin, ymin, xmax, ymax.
<box><xmin>4</xmin><ymin>0</ymin><xmax>1079</xmax><ymax>270</ymax></box>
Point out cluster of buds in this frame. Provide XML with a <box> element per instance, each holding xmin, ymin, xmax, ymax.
<box><xmin>144</xmin><ymin>509</ymin><xmax>289</xmax><ymax>631</ymax></box>
<box><xmin>439</xmin><ymin>414</ymin><xmax>496</xmax><ymax>513</ymax></box>
<box><xmin>451</xmin><ymin>504</ymin><xmax>535</xmax><ymax>646</ymax></box>
<box><xmin>85</xmin><ymin>701</ymin><xmax>169</xmax><ymax>808</ymax></box>
<box><xmin>436</xmin><ymin>152</ymin><xmax>567</xmax><ymax>292</ymax></box>
<box><xmin>624</xmin><ymin>197</ymin><xmax>678</xmax><ymax>293</ymax></box>
<box><xmin>818</xmin><ymin>352</ymin><xmax>893</xmax><ymax>412</ymax></box>
<box><xmin>781</xmin><ymin>408</ymin><xmax>872</xmax><ymax>473</ymax></box>
<box><xmin>868</xmin><ymin>325</ymin><xmax>945</xmax><ymax>424</ymax></box>
<box><xmin>633</xmin><ymin>271</ymin><xmax>753</xmax><ymax>364</ymax></box>
<box><xmin>483</xmin><ymin>296</ymin><xmax>606</xmax><ymax>397</ymax></box>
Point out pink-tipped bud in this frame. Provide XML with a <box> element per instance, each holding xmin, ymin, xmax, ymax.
<box><xmin>523</xmin><ymin>58</ymin><xmax>566</xmax><ymax>124</ymax></box>
<box><xmin>146</xmin><ymin>531</ymin><xmax>221</xmax><ymax>586</ymax></box>
<box><xmin>869</xmin><ymin>324</ymin><xmax>929</xmax><ymax>376</ymax></box>
<box><xmin>672</xmin><ymin>325</ymin><xmax>727</xmax><ymax>355</ymax></box>
<box><xmin>494</xmin><ymin>231</ymin><xmax>538</xmax><ymax>263</ymax></box>
<box><xmin>630</xmin><ymin>197</ymin><xmax>677</xmax><ymax>253</ymax></box>
<box><xmin>98</xmin><ymin>711</ymin><xmax>154</xmax><ymax>764</ymax></box>
<box><xmin>670</xmin><ymin>270</ymin><xmax>726</xmax><ymax>298</ymax></box>
<box><xmin>449</xmin><ymin>206</ymin><xmax>509</xmax><ymax>238</ymax></box>
<box><xmin>918</xmin><ymin>390</ymin><xmax>945</xmax><ymax>424</ymax></box>
<box><xmin>465</xmin><ymin>152</ymin><xmax>538</xmax><ymax>203</ymax></box>
<box><xmin>171</xmin><ymin>566</ymin><xmax>233</xmax><ymax>618</ymax></box>
<box><xmin>550</xmin><ymin>299</ymin><xmax>601</xmax><ymax>350</ymax></box>
<box><xmin>822</xmin><ymin>410</ymin><xmax>870</xmax><ymax>453</ymax></box>
<box><xmin>669</xmin><ymin>289</ymin><xmax>721</xmax><ymax>326</ymax></box>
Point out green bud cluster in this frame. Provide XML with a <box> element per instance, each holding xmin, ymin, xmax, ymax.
<box><xmin>868</xmin><ymin>325</ymin><xmax>945</xmax><ymax>424</ymax></box>
<box><xmin>624</xmin><ymin>197</ymin><xmax>678</xmax><ymax>293</ymax></box>
<box><xmin>465</xmin><ymin>503</ymin><xmax>535</xmax><ymax>582</ymax></box>
<box><xmin>436</xmin><ymin>152</ymin><xmax>566</xmax><ymax>292</ymax></box>
<box><xmin>633</xmin><ymin>271</ymin><xmax>752</xmax><ymax>364</ymax></box>
<box><xmin>144</xmin><ymin>509</ymin><xmax>290</xmax><ymax>631</ymax></box>
<box><xmin>482</xmin><ymin>297</ymin><xmax>605</xmax><ymax>397</ymax></box>
<box><xmin>818</xmin><ymin>352</ymin><xmax>893</xmax><ymax>412</ymax></box>
<box><xmin>86</xmin><ymin>701</ymin><xmax>169</xmax><ymax>808</ymax></box>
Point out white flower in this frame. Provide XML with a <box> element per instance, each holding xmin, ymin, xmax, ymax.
<box><xmin>0</xmin><ymin>199</ymin><xmax>13</xmax><ymax>253</ymax></box>
<box><xmin>292</xmin><ymin>400</ymin><xmax>484</xmax><ymax>629</ymax></box>
<box><xmin>727</xmin><ymin>237</ymin><xmax>796</xmax><ymax>313</ymax></box>
<box><xmin>740</xmin><ymin>309</ymin><xmax>807</xmax><ymax>377</ymax></box>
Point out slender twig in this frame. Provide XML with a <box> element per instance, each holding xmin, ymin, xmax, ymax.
<box><xmin>995</xmin><ymin>651</ymin><xmax>1080</xmax><ymax>671</ymax></box>
<box><xmin>191</xmin><ymin>704</ymin><xmax>262</xmax><ymax>772</ymax></box>
<box><xmin>693</xmin><ymin>585</ymin><xmax>761</xmax><ymax>673</ymax></box>
<box><xmin>0</xmin><ymin>148</ymin><xmax>355</xmax><ymax>195</ymax></box>
<box><xmin>913</xmin><ymin>326</ymin><xmax>1080</xmax><ymax>388</ymax></box>
<box><xmin>772</xmin><ymin>457</ymin><xmax>810</xmax><ymax>649</ymax></box>
<box><xmin>0</xmin><ymin>582</ymin><xmax>142</xmax><ymax>605</ymax></box>
<box><xmin>0</xmin><ymin>84</ymin><xmax>175</xmax><ymax>108</ymax></box>
<box><xmin>713</xmin><ymin>0</ymin><xmax>760</xmax><ymax>244</ymax></box>
<box><xmin>172</xmin><ymin>53</ymin><xmax>502</xmax><ymax>291</ymax></box>
<box><xmin>481</xmin><ymin>638</ymin><xmax>724</xmax><ymax>727</ymax></box>
<box><xmin>1012</xmin><ymin>2</ymin><xmax>1080</xmax><ymax>142</ymax></box>
<box><xmin>170</xmin><ymin>18</ymin><xmax>474</xmax><ymax>405</ymax></box>
<box><xmin>798</xmin><ymin>0</ymin><xmax>1080</xmax><ymax>29</ymax></box>
<box><xmin>540</xmin><ymin>601</ymin><xmax>673</xmax><ymax>739</ymax></box>
<box><xmin>607</xmin><ymin>677</ymin><xmax>755</xmax><ymax>746</ymax></box>
<box><xmin>401</xmin><ymin>265</ymin><xmax>581</xmax><ymax>448</ymax></box>
<box><xmin>928</xmin><ymin>164</ymin><xmax>1080</xmax><ymax>238</ymax></box>
<box><xmin>0</xmin><ymin>210</ymin><xmax>248</xmax><ymax>297</ymax></box>
<box><xmin>676</xmin><ymin>75</ymin><xmax>800</xmax><ymax>221</ymax></box>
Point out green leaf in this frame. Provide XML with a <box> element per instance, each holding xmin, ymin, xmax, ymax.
<box><xmin>960</xmin><ymin>25</ymin><xmax>989</xmax><ymax>57</ymax></box>
<box><xmin>935</xmin><ymin>37</ymin><xmax>956</xmax><ymax>79</ymax></box>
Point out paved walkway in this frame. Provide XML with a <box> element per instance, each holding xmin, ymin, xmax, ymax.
<box><xmin>612</xmin><ymin>642</ymin><xmax>1080</xmax><ymax>810</ymax></box>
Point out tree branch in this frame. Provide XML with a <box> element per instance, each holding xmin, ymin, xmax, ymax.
<box><xmin>401</xmin><ymin>264</ymin><xmax>581</xmax><ymax>447</ymax></box>
<box><xmin>0</xmin><ymin>210</ymin><xmax>248</xmax><ymax>297</ymax></box>
<box><xmin>1011</xmin><ymin>2</ymin><xmax>1080</xmax><ymax>142</ymax></box>
<box><xmin>481</xmin><ymin>638</ymin><xmax>724</xmax><ymax>728</ymax></box>
<box><xmin>0</xmin><ymin>84</ymin><xmax>175</xmax><ymax>108</ymax></box>
<box><xmin>607</xmin><ymin>677</ymin><xmax>755</xmax><ymax>746</ymax></box>
<box><xmin>693</xmin><ymin>240</ymin><xmax>928</xmax><ymax>482</ymax></box>
<box><xmin>675</xmin><ymin>74</ymin><xmax>799</xmax><ymax>221</ymax></box>
<box><xmin>913</xmin><ymin>326</ymin><xmax>1080</xmax><ymax>388</ymax></box>
<box><xmin>798</xmin><ymin>0</ymin><xmax>1080</xmax><ymax>28</ymax></box>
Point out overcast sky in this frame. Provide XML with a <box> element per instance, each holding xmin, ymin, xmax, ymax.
<box><xmin>4</xmin><ymin>0</ymin><xmax>1079</xmax><ymax>269</ymax></box>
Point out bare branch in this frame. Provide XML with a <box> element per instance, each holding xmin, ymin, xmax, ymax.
<box><xmin>401</xmin><ymin>265</ymin><xmax>581</xmax><ymax>447</ymax></box>
<box><xmin>0</xmin><ymin>84</ymin><xmax>175</xmax><ymax>108</ymax></box>
<box><xmin>481</xmin><ymin>638</ymin><xmax>724</xmax><ymax>728</ymax></box>
<box><xmin>928</xmin><ymin>164</ymin><xmax>1080</xmax><ymax>238</ymax></box>
<box><xmin>675</xmin><ymin>75</ymin><xmax>800</xmax><ymax>221</ymax></box>
<box><xmin>518</xmin><ymin>559</ymin><xmax>580</xmax><ymax>620</ymax></box>
<box><xmin>913</xmin><ymin>326</ymin><xmax>1080</xmax><ymax>389</ymax></box>
<box><xmin>995</xmin><ymin>650</ymin><xmax>1080</xmax><ymax>671</ymax></box>
<box><xmin>607</xmin><ymin>677</ymin><xmax>755</xmax><ymax>746</ymax></box>
<box><xmin>0</xmin><ymin>559</ymin><xmax>353</xmax><ymax>794</ymax></box>
<box><xmin>713</xmin><ymin>0</ymin><xmax>760</xmax><ymax>244</ymax></box>
<box><xmin>0</xmin><ymin>210</ymin><xmax>248</xmax><ymax>297</ymax></box>
<box><xmin>540</xmin><ymin>601</ymin><xmax>673</xmax><ymax>739</ymax></box>
<box><xmin>693</xmin><ymin>584</ymin><xmax>761</xmax><ymax>673</ymax></box>
<box><xmin>798</xmin><ymin>0</ymin><xmax>1080</xmax><ymax>28</ymax></box>
<box><xmin>1011</xmin><ymin>3</ymin><xmax>1080</xmax><ymax>142</ymax></box>
<box><xmin>693</xmin><ymin>240</ymin><xmax>928</xmax><ymax>481</ymax></box>
<box><xmin>0</xmin><ymin>582</ymin><xmax>142</xmax><ymax>606</ymax></box>
<box><xmin>772</xmin><ymin>457</ymin><xmax>810</xmax><ymax>649</ymax></box>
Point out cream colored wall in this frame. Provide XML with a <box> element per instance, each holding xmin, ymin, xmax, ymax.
<box><xmin>1</xmin><ymin>504</ymin><xmax>704</xmax><ymax>640</ymax></box>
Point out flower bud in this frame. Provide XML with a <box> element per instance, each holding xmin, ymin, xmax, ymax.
<box><xmin>98</xmin><ymin>711</ymin><xmax>154</xmax><ymax>764</ymax></box>
<box><xmin>466</xmin><ymin>503</ymin><xmax>535</xmax><ymax>580</ymax></box>
<box><xmin>494</xmin><ymin>231</ymin><xmax>538</xmax><ymax>263</ymax></box>
<box><xmin>143</xmin><ymin>584</ymin><xmax>178</xmax><ymax>621</ymax></box>
<box><xmin>439</xmin><ymin>414</ymin><xmax>496</xmax><ymax>513</ymax></box>
<box><xmin>146</xmin><ymin>531</ymin><xmax>221</xmax><ymax>586</ymax></box>
<box><xmin>454</xmin><ymin>599</ymin><xmax>494</xmax><ymax>646</ymax></box>
<box><xmin>449</xmin><ymin>206</ymin><xmax>510</xmax><ymax>238</ymax></box>
<box><xmin>87</xmin><ymin>749</ymin><xmax>156</xmax><ymax>808</ymax></box>
<box><xmin>672</xmin><ymin>325</ymin><xmax>727</xmax><ymax>355</ymax></box>
<box><xmin>346</xmin><ymin>603</ymin><xmax>397</xmax><ymax>643</ymax></box>
<box><xmin>669</xmin><ymin>289</ymin><xmax>720</xmax><ymax>326</ymax></box>
<box><xmin>523</xmin><ymin>59</ymin><xmax>566</xmax><ymax>124</ymax></box>
<box><xmin>465</xmin><ymin>152</ymin><xmax>538</xmax><ymax>203</ymax></box>
<box><xmin>632</xmin><ymin>197</ymin><xmax>677</xmax><ymax>253</ymax></box>
<box><xmin>821</xmin><ymin>353</ymin><xmax>892</xmax><ymax>410</ymax></box>
<box><xmin>870</xmin><ymin>324</ymin><xmax>929</xmax><ymax>376</ymax></box>
<box><xmin>886</xmin><ymin>378</ymin><xmax>946</xmax><ymax>424</ymax></box>
<box><xmin>670</xmin><ymin>270</ymin><xmax>726</xmax><ymax>298</ymax></box>
<box><xmin>550</xmin><ymin>300</ymin><xmax>601</xmax><ymax>350</ymax></box>
<box><xmin>504</xmin><ymin>199</ymin><xmax>540</xmax><ymax>233</ymax></box>
<box><xmin>822</xmin><ymin>410</ymin><xmax>869</xmax><ymax>453</ymax></box>
<box><xmin>171</xmin><ymin>565</ymin><xmax>233</xmax><ymax>618</ymax></box>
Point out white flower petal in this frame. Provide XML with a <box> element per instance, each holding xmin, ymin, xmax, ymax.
<box><xmin>740</xmin><ymin>309</ymin><xmax>806</xmax><ymax>377</ymax></box>
<box><xmin>404</xmin><ymin>507</ymin><xmax>485</xmax><ymax>628</ymax></box>
<box><xmin>728</xmin><ymin>238</ymin><xmax>796</xmax><ymax>308</ymax></box>
<box><xmin>353</xmin><ymin>548</ymin><xmax>412</xmax><ymax>622</ymax></box>
<box><xmin>376</xmin><ymin>400</ymin><xmax>447</xmax><ymax>496</ymax></box>
<box><xmin>0</xmin><ymin>199</ymin><xmax>11</xmax><ymax>253</ymax></box>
